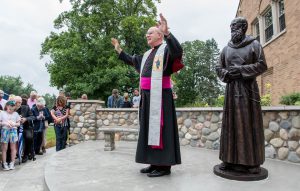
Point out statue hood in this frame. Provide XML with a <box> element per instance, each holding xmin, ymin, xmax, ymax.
<box><xmin>228</xmin><ymin>35</ymin><xmax>256</xmax><ymax>49</ymax></box>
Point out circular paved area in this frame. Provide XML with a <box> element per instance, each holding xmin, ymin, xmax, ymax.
<box><xmin>45</xmin><ymin>141</ymin><xmax>300</xmax><ymax>191</ymax></box>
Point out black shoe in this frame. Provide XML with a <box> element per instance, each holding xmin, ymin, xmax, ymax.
<box><xmin>42</xmin><ymin>147</ymin><xmax>46</xmax><ymax>153</ymax></box>
<box><xmin>36</xmin><ymin>152</ymin><xmax>43</xmax><ymax>155</ymax></box>
<box><xmin>22</xmin><ymin>157</ymin><xmax>28</xmax><ymax>163</ymax></box>
<box><xmin>140</xmin><ymin>165</ymin><xmax>155</xmax><ymax>173</ymax></box>
<box><xmin>147</xmin><ymin>169</ymin><xmax>171</xmax><ymax>177</ymax></box>
<box><xmin>32</xmin><ymin>157</ymin><xmax>36</xmax><ymax>161</ymax></box>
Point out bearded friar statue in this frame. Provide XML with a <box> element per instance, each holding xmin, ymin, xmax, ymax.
<box><xmin>214</xmin><ymin>17</ymin><xmax>268</xmax><ymax>181</ymax></box>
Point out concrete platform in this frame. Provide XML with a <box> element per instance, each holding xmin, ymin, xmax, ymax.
<box><xmin>0</xmin><ymin>148</ymin><xmax>55</xmax><ymax>191</ymax></box>
<box><xmin>45</xmin><ymin>141</ymin><xmax>300</xmax><ymax>191</ymax></box>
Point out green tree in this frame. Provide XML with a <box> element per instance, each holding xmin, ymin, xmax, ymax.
<box><xmin>0</xmin><ymin>75</ymin><xmax>36</xmax><ymax>97</ymax></box>
<box><xmin>41</xmin><ymin>0</ymin><xmax>160</xmax><ymax>101</ymax></box>
<box><xmin>43</xmin><ymin>93</ymin><xmax>57</xmax><ymax>108</ymax></box>
<box><xmin>173</xmin><ymin>39</ymin><xmax>224</xmax><ymax>107</ymax></box>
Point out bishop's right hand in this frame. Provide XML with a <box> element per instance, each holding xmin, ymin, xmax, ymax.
<box><xmin>111</xmin><ymin>38</ymin><xmax>122</xmax><ymax>54</ymax></box>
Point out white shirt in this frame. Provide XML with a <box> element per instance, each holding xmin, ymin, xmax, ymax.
<box><xmin>0</xmin><ymin>111</ymin><xmax>21</xmax><ymax>129</ymax></box>
<box><xmin>132</xmin><ymin>95</ymin><xmax>140</xmax><ymax>108</ymax></box>
<box><xmin>0</xmin><ymin>98</ymin><xmax>7</xmax><ymax>109</ymax></box>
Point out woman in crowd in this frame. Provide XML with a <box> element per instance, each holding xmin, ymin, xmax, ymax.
<box><xmin>31</xmin><ymin>97</ymin><xmax>50</xmax><ymax>155</ymax></box>
<box><xmin>15</xmin><ymin>96</ymin><xmax>35</xmax><ymax>162</ymax></box>
<box><xmin>51</xmin><ymin>96</ymin><xmax>69</xmax><ymax>151</ymax></box>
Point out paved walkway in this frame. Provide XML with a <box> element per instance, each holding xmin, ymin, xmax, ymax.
<box><xmin>0</xmin><ymin>148</ymin><xmax>55</xmax><ymax>191</ymax></box>
<box><xmin>44</xmin><ymin>141</ymin><xmax>300</xmax><ymax>191</ymax></box>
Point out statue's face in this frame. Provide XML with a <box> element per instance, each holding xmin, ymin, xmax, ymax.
<box><xmin>230</xmin><ymin>20</ymin><xmax>245</xmax><ymax>44</ymax></box>
<box><xmin>230</xmin><ymin>20</ymin><xmax>244</xmax><ymax>33</ymax></box>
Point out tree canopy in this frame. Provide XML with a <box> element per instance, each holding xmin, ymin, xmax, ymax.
<box><xmin>0</xmin><ymin>75</ymin><xmax>56</xmax><ymax>106</ymax></box>
<box><xmin>0</xmin><ymin>75</ymin><xmax>36</xmax><ymax>97</ymax></box>
<box><xmin>41</xmin><ymin>0</ymin><xmax>160</xmax><ymax>100</ymax></box>
<box><xmin>173</xmin><ymin>39</ymin><xmax>224</xmax><ymax>107</ymax></box>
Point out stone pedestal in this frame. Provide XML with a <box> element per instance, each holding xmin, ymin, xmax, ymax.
<box><xmin>104</xmin><ymin>132</ymin><xmax>115</xmax><ymax>151</ymax></box>
<box><xmin>213</xmin><ymin>164</ymin><xmax>268</xmax><ymax>181</ymax></box>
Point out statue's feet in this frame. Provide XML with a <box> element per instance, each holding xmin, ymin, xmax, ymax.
<box><xmin>248</xmin><ymin>166</ymin><xmax>261</xmax><ymax>174</ymax></box>
<box><xmin>219</xmin><ymin>162</ymin><xmax>231</xmax><ymax>171</ymax></box>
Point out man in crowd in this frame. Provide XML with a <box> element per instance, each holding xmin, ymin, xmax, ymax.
<box><xmin>107</xmin><ymin>89</ymin><xmax>123</xmax><ymax>108</ymax></box>
<box><xmin>27</xmin><ymin>91</ymin><xmax>37</xmax><ymax>109</ymax></box>
<box><xmin>132</xmin><ymin>89</ymin><xmax>140</xmax><ymax>108</ymax></box>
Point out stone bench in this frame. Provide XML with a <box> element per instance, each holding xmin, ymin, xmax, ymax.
<box><xmin>98</xmin><ymin>126</ymin><xmax>139</xmax><ymax>151</ymax></box>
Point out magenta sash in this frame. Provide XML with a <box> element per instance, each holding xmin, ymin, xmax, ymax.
<box><xmin>140</xmin><ymin>76</ymin><xmax>172</xmax><ymax>90</ymax></box>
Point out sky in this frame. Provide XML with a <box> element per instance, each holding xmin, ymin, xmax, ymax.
<box><xmin>0</xmin><ymin>0</ymin><xmax>239</xmax><ymax>96</ymax></box>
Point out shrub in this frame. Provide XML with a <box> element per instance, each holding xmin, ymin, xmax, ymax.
<box><xmin>280</xmin><ymin>92</ymin><xmax>300</xmax><ymax>105</ymax></box>
<box><xmin>214</xmin><ymin>95</ymin><xmax>224</xmax><ymax>107</ymax></box>
<box><xmin>261</xmin><ymin>94</ymin><xmax>271</xmax><ymax>106</ymax></box>
<box><xmin>183</xmin><ymin>101</ymin><xmax>209</xmax><ymax>107</ymax></box>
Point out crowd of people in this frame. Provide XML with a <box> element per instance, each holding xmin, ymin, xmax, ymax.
<box><xmin>0</xmin><ymin>90</ymin><xmax>71</xmax><ymax>171</ymax></box>
<box><xmin>107</xmin><ymin>88</ymin><xmax>140</xmax><ymax>108</ymax></box>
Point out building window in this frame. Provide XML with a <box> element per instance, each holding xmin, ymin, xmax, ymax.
<box><xmin>264</xmin><ymin>8</ymin><xmax>273</xmax><ymax>42</ymax></box>
<box><xmin>253</xmin><ymin>20</ymin><xmax>260</xmax><ymax>42</ymax></box>
<box><xmin>278</xmin><ymin>0</ymin><xmax>286</xmax><ymax>32</ymax></box>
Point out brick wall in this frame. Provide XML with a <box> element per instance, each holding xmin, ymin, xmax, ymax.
<box><xmin>237</xmin><ymin>0</ymin><xmax>300</xmax><ymax>105</ymax></box>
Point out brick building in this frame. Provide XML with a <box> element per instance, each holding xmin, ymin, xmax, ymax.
<box><xmin>236</xmin><ymin>0</ymin><xmax>300</xmax><ymax>105</ymax></box>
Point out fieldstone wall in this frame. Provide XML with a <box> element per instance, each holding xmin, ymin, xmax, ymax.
<box><xmin>68</xmin><ymin>100</ymin><xmax>105</xmax><ymax>144</ymax></box>
<box><xmin>68</xmin><ymin>101</ymin><xmax>300</xmax><ymax>163</ymax></box>
<box><xmin>96</xmin><ymin>109</ymin><xmax>139</xmax><ymax>141</ymax></box>
<box><xmin>176</xmin><ymin>107</ymin><xmax>300</xmax><ymax>163</ymax></box>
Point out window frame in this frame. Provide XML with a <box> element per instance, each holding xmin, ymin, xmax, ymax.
<box><xmin>263</xmin><ymin>7</ymin><xmax>274</xmax><ymax>43</ymax></box>
<box><xmin>252</xmin><ymin>19</ymin><xmax>260</xmax><ymax>42</ymax></box>
<box><xmin>252</xmin><ymin>0</ymin><xmax>287</xmax><ymax>45</ymax></box>
<box><xmin>278</xmin><ymin>0</ymin><xmax>286</xmax><ymax>32</ymax></box>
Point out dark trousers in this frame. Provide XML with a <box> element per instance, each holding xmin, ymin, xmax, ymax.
<box><xmin>23</xmin><ymin>129</ymin><xmax>34</xmax><ymax>158</ymax></box>
<box><xmin>54</xmin><ymin>125</ymin><xmax>67</xmax><ymax>151</ymax></box>
<box><xmin>64</xmin><ymin>126</ymin><xmax>70</xmax><ymax>146</ymax></box>
<box><xmin>34</xmin><ymin>131</ymin><xmax>43</xmax><ymax>154</ymax></box>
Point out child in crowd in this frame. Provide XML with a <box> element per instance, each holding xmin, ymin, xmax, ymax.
<box><xmin>0</xmin><ymin>100</ymin><xmax>21</xmax><ymax>170</ymax></box>
<box><xmin>51</xmin><ymin>96</ymin><xmax>69</xmax><ymax>152</ymax></box>
<box><xmin>122</xmin><ymin>93</ymin><xmax>132</xmax><ymax>108</ymax></box>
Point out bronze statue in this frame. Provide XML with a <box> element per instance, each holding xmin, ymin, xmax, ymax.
<box><xmin>214</xmin><ymin>17</ymin><xmax>268</xmax><ymax>181</ymax></box>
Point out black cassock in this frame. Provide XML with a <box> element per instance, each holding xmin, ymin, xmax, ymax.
<box><xmin>216</xmin><ymin>36</ymin><xmax>267</xmax><ymax>166</ymax></box>
<box><xmin>118</xmin><ymin>33</ymin><xmax>182</xmax><ymax>166</ymax></box>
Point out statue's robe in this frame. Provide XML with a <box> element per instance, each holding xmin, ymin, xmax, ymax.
<box><xmin>216</xmin><ymin>36</ymin><xmax>268</xmax><ymax>166</ymax></box>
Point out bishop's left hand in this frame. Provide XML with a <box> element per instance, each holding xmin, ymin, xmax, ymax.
<box><xmin>157</xmin><ymin>13</ymin><xmax>170</xmax><ymax>36</ymax></box>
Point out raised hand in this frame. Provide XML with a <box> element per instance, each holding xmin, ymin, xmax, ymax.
<box><xmin>111</xmin><ymin>38</ymin><xmax>122</xmax><ymax>54</ymax></box>
<box><xmin>157</xmin><ymin>13</ymin><xmax>170</xmax><ymax>36</ymax></box>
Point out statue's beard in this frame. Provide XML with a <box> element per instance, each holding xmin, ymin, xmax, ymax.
<box><xmin>231</xmin><ymin>29</ymin><xmax>245</xmax><ymax>44</ymax></box>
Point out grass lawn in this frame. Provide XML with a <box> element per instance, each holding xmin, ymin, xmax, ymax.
<box><xmin>46</xmin><ymin>125</ymin><xmax>56</xmax><ymax>148</ymax></box>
